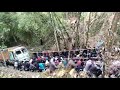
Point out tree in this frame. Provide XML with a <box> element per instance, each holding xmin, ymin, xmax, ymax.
<box><xmin>110</xmin><ymin>12</ymin><xmax>120</xmax><ymax>49</ymax></box>
<box><xmin>0</xmin><ymin>12</ymin><xmax>120</xmax><ymax>53</ymax></box>
<box><xmin>85</xmin><ymin>12</ymin><xmax>91</xmax><ymax>47</ymax></box>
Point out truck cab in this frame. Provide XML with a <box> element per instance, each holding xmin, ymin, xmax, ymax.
<box><xmin>8</xmin><ymin>46</ymin><xmax>30</xmax><ymax>63</ymax></box>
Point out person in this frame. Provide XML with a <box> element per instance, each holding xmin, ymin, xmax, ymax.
<box><xmin>45</xmin><ymin>59</ymin><xmax>50</xmax><ymax>69</ymax></box>
<box><xmin>49</xmin><ymin>58</ymin><xmax>58</xmax><ymax>73</ymax></box>
<box><xmin>50</xmin><ymin>57</ymin><xmax>54</xmax><ymax>63</ymax></box>
<box><xmin>24</xmin><ymin>61</ymin><xmax>30</xmax><ymax>71</ymax></box>
<box><xmin>60</xmin><ymin>57</ymin><xmax>64</xmax><ymax>61</ymax></box>
<box><xmin>32</xmin><ymin>57</ymin><xmax>36</xmax><ymax>64</ymax></box>
<box><xmin>54</xmin><ymin>56</ymin><xmax>58</xmax><ymax>61</ymax></box>
<box><xmin>33</xmin><ymin>61</ymin><xmax>39</xmax><ymax>71</ymax></box>
<box><xmin>37</xmin><ymin>56</ymin><xmax>41</xmax><ymax>63</ymax></box>
<box><xmin>21</xmin><ymin>61</ymin><xmax>25</xmax><ymax>71</ymax></box>
<box><xmin>43</xmin><ymin>57</ymin><xmax>46</xmax><ymax>63</ymax></box>
<box><xmin>14</xmin><ymin>60</ymin><xmax>18</xmax><ymax>70</ymax></box>
<box><xmin>29</xmin><ymin>63</ymin><xmax>36</xmax><ymax>72</ymax></box>
<box><xmin>40</xmin><ymin>56</ymin><xmax>45</xmax><ymax>63</ymax></box>
<box><xmin>91</xmin><ymin>47</ymin><xmax>97</xmax><ymax>57</ymax></box>
<box><xmin>82</xmin><ymin>49</ymin><xmax>88</xmax><ymax>58</ymax></box>
<box><xmin>87</xmin><ymin>49</ymin><xmax>91</xmax><ymax>59</ymax></box>
<box><xmin>45</xmin><ymin>56</ymin><xmax>49</xmax><ymax>61</ymax></box>
<box><xmin>66</xmin><ymin>59</ymin><xmax>76</xmax><ymax>69</ymax></box>
<box><xmin>57</xmin><ymin>57</ymin><xmax>61</xmax><ymax>62</ymax></box>
<box><xmin>18</xmin><ymin>61</ymin><xmax>24</xmax><ymax>71</ymax></box>
<box><xmin>29</xmin><ymin>58</ymin><xmax>33</xmax><ymax>64</ymax></box>
<box><xmin>84</xmin><ymin>60</ymin><xmax>94</xmax><ymax>77</ymax></box>
<box><xmin>75</xmin><ymin>60</ymin><xmax>82</xmax><ymax>73</ymax></box>
<box><xmin>84</xmin><ymin>60</ymin><xmax>92</xmax><ymax>72</ymax></box>
<box><xmin>84</xmin><ymin>59</ymin><xmax>102</xmax><ymax>78</ymax></box>
<box><xmin>55</xmin><ymin>59</ymin><xmax>59</xmax><ymax>66</ymax></box>
<box><xmin>76</xmin><ymin>54</ymin><xmax>80</xmax><ymax>58</ymax></box>
<box><xmin>62</xmin><ymin>58</ymin><xmax>68</xmax><ymax>68</ymax></box>
<box><xmin>70</xmin><ymin>51</ymin><xmax>74</xmax><ymax>58</ymax></box>
<box><xmin>38</xmin><ymin>62</ymin><xmax>45</xmax><ymax>72</ymax></box>
<box><xmin>108</xmin><ymin>61</ymin><xmax>120</xmax><ymax>78</ymax></box>
<box><xmin>6</xmin><ymin>60</ymin><xmax>13</xmax><ymax>67</ymax></box>
<box><xmin>89</xmin><ymin>63</ymin><xmax>102</xmax><ymax>78</ymax></box>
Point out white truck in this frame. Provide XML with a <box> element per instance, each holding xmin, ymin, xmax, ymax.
<box><xmin>0</xmin><ymin>46</ymin><xmax>30</xmax><ymax>65</ymax></box>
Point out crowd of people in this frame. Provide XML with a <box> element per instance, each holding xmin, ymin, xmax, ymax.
<box><xmin>12</xmin><ymin>47</ymin><xmax>104</xmax><ymax>78</ymax></box>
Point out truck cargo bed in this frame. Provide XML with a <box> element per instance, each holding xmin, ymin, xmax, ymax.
<box><xmin>0</xmin><ymin>49</ymin><xmax>9</xmax><ymax>61</ymax></box>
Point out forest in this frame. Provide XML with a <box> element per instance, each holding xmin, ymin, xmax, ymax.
<box><xmin>0</xmin><ymin>12</ymin><xmax>120</xmax><ymax>52</ymax></box>
<box><xmin>0</xmin><ymin>12</ymin><xmax>120</xmax><ymax>78</ymax></box>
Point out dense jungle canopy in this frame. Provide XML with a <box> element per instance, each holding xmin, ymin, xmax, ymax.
<box><xmin>0</xmin><ymin>12</ymin><xmax>120</xmax><ymax>51</ymax></box>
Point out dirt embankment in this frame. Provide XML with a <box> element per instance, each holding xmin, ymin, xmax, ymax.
<box><xmin>0</xmin><ymin>67</ymin><xmax>41</xmax><ymax>78</ymax></box>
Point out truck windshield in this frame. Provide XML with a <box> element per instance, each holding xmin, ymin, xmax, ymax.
<box><xmin>16</xmin><ymin>51</ymin><xmax>21</xmax><ymax>55</ymax></box>
<box><xmin>21</xmin><ymin>48</ymin><xmax>27</xmax><ymax>53</ymax></box>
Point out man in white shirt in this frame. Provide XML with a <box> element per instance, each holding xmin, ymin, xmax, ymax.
<box><xmin>14</xmin><ymin>60</ymin><xmax>18</xmax><ymax>70</ymax></box>
<box><xmin>84</xmin><ymin>60</ymin><xmax>92</xmax><ymax>72</ymax></box>
<box><xmin>29</xmin><ymin>59</ymin><xmax>33</xmax><ymax>64</ymax></box>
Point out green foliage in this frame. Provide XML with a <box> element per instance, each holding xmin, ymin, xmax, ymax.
<box><xmin>0</xmin><ymin>12</ymin><xmax>55</xmax><ymax>49</ymax></box>
<box><xmin>0</xmin><ymin>12</ymin><xmax>118</xmax><ymax>50</ymax></box>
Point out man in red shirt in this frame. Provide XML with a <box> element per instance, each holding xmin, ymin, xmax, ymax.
<box><xmin>75</xmin><ymin>58</ymin><xmax>84</xmax><ymax>73</ymax></box>
<box><xmin>37</xmin><ymin>56</ymin><xmax>41</xmax><ymax>63</ymax></box>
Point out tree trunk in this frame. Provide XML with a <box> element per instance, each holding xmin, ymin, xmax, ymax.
<box><xmin>86</xmin><ymin>12</ymin><xmax>91</xmax><ymax>47</ymax></box>
<box><xmin>49</xmin><ymin>12</ymin><xmax>60</xmax><ymax>51</ymax></box>
<box><xmin>53</xmin><ymin>13</ymin><xmax>68</xmax><ymax>50</ymax></box>
<box><xmin>54</xmin><ymin>29</ymin><xmax>60</xmax><ymax>51</ymax></box>
<box><xmin>110</xmin><ymin>12</ymin><xmax>120</xmax><ymax>50</ymax></box>
<box><xmin>75</xmin><ymin>12</ymin><xmax>81</xmax><ymax>49</ymax></box>
<box><xmin>54</xmin><ymin>13</ymin><xmax>71</xmax><ymax>40</ymax></box>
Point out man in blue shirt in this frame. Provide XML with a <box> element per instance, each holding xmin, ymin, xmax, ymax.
<box><xmin>38</xmin><ymin>63</ymin><xmax>45</xmax><ymax>72</ymax></box>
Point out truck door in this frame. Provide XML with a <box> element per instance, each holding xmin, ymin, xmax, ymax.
<box><xmin>9</xmin><ymin>51</ymin><xmax>15</xmax><ymax>61</ymax></box>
